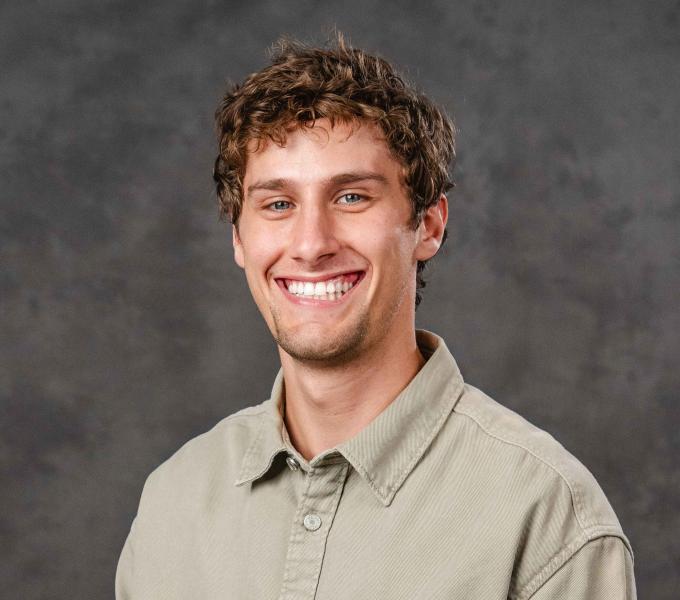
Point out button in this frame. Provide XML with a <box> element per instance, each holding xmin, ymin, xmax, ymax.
<box><xmin>286</xmin><ymin>456</ymin><xmax>300</xmax><ymax>471</ymax></box>
<box><xmin>303</xmin><ymin>513</ymin><xmax>322</xmax><ymax>531</ymax></box>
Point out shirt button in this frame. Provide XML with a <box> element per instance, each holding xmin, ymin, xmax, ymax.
<box><xmin>303</xmin><ymin>513</ymin><xmax>322</xmax><ymax>531</ymax></box>
<box><xmin>285</xmin><ymin>456</ymin><xmax>300</xmax><ymax>471</ymax></box>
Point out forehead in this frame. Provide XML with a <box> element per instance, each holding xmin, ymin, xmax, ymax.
<box><xmin>243</xmin><ymin>119</ymin><xmax>403</xmax><ymax>185</ymax></box>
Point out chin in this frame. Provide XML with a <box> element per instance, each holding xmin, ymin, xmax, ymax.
<box><xmin>274</xmin><ymin>319</ymin><xmax>369</xmax><ymax>365</ymax></box>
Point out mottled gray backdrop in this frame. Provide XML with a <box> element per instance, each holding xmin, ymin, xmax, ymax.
<box><xmin>1</xmin><ymin>0</ymin><xmax>679</xmax><ymax>597</ymax></box>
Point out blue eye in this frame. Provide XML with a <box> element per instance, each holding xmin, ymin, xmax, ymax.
<box><xmin>338</xmin><ymin>193</ymin><xmax>363</xmax><ymax>205</ymax></box>
<box><xmin>269</xmin><ymin>200</ymin><xmax>291</xmax><ymax>211</ymax></box>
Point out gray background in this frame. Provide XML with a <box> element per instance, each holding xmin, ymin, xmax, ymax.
<box><xmin>1</xmin><ymin>0</ymin><xmax>678</xmax><ymax>597</ymax></box>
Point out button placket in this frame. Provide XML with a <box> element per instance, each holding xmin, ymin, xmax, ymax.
<box><xmin>278</xmin><ymin>462</ymin><xmax>349</xmax><ymax>600</ymax></box>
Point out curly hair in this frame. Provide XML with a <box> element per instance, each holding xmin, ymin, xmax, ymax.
<box><xmin>213</xmin><ymin>34</ymin><xmax>455</xmax><ymax>307</ymax></box>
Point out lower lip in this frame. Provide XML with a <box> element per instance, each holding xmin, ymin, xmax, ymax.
<box><xmin>276</xmin><ymin>272</ymin><xmax>365</xmax><ymax>307</ymax></box>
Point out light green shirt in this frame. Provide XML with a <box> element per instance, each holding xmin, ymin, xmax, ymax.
<box><xmin>116</xmin><ymin>330</ymin><xmax>636</xmax><ymax>599</ymax></box>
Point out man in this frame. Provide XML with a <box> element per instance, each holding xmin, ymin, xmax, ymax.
<box><xmin>116</xmin><ymin>36</ymin><xmax>636</xmax><ymax>599</ymax></box>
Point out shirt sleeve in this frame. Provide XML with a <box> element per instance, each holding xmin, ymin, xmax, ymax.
<box><xmin>526</xmin><ymin>536</ymin><xmax>636</xmax><ymax>600</ymax></box>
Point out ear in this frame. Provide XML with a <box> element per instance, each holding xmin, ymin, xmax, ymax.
<box><xmin>232</xmin><ymin>224</ymin><xmax>245</xmax><ymax>269</ymax></box>
<box><xmin>415</xmin><ymin>194</ymin><xmax>448</xmax><ymax>261</ymax></box>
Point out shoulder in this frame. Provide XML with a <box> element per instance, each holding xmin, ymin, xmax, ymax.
<box><xmin>453</xmin><ymin>383</ymin><xmax>625</xmax><ymax>537</ymax></box>
<box><xmin>449</xmin><ymin>383</ymin><xmax>633</xmax><ymax>597</ymax></box>
<box><xmin>117</xmin><ymin>401</ymin><xmax>274</xmax><ymax>591</ymax></box>
<box><xmin>136</xmin><ymin>400</ymin><xmax>270</xmax><ymax>516</ymax></box>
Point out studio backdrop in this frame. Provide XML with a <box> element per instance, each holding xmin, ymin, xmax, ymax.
<box><xmin>1</xmin><ymin>1</ymin><xmax>678</xmax><ymax>598</ymax></box>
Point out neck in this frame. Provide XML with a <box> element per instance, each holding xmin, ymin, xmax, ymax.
<box><xmin>280</xmin><ymin>326</ymin><xmax>425</xmax><ymax>460</ymax></box>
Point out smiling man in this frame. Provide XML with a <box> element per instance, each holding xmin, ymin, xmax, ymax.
<box><xmin>116</xmin><ymin>36</ymin><xmax>636</xmax><ymax>599</ymax></box>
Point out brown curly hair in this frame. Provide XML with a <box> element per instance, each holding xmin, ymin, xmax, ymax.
<box><xmin>213</xmin><ymin>34</ymin><xmax>455</xmax><ymax>307</ymax></box>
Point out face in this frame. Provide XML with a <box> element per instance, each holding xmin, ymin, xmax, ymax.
<box><xmin>233</xmin><ymin>118</ymin><xmax>446</xmax><ymax>365</ymax></box>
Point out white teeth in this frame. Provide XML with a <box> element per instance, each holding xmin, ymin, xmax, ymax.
<box><xmin>286</xmin><ymin>275</ymin><xmax>359</xmax><ymax>301</ymax></box>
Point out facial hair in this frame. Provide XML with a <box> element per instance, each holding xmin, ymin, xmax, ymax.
<box><xmin>268</xmin><ymin>275</ymin><xmax>410</xmax><ymax>368</ymax></box>
<box><xmin>270</xmin><ymin>301</ymin><xmax>371</xmax><ymax>367</ymax></box>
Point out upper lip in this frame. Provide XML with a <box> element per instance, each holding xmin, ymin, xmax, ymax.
<box><xmin>273</xmin><ymin>270</ymin><xmax>364</xmax><ymax>283</ymax></box>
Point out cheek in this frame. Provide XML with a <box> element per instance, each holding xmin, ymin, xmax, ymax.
<box><xmin>357</xmin><ymin>222</ymin><xmax>418</xmax><ymax>278</ymax></box>
<box><xmin>384</xmin><ymin>224</ymin><xmax>419</xmax><ymax>267</ymax></box>
<box><xmin>239</xmin><ymin>225</ymin><xmax>282</xmax><ymax>273</ymax></box>
<box><xmin>238</xmin><ymin>238</ymin><xmax>283</xmax><ymax>307</ymax></box>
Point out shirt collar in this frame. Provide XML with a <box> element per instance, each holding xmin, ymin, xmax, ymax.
<box><xmin>235</xmin><ymin>330</ymin><xmax>466</xmax><ymax>506</ymax></box>
<box><xmin>234</xmin><ymin>370</ymin><xmax>290</xmax><ymax>486</ymax></box>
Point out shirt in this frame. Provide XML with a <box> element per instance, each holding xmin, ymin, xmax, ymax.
<box><xmin>116</xmin><ymin>329</ymin><xmax>636</xmax><ymax>599</ymax></box>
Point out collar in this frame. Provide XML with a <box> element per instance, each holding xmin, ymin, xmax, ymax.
<box><xmin>235</xmin><ymin>330</ymin><xmax>465</xmax><ymax>506</ymax></box>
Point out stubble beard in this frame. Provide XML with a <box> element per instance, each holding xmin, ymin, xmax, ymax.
<box><xmin>268</xmin><ymin>277</ymin><xmax>410</xmax><ymax>368</ymax></box>
<box><xmin>270</xmin><ymin>304</ymin><xmax>371</xmax><ymax>367</ymax></box>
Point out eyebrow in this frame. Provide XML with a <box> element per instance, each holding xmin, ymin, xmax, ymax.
<box><xmin>246</xmin><ymin>171</ymin><xmax>390</xmax><ymax>195</ymax></box>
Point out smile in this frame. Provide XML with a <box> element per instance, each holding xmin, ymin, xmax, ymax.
<box><xmin>277</xmin><ymin>272</ymin><xmax>364</xmax><ymax>302</ymax></box>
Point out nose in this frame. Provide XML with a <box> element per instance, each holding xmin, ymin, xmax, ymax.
<box><xmin>288</xmin><ymin>203</ymin><xmax>341</xmax><ymax>265</ymax></box>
